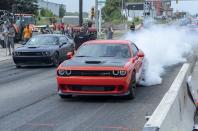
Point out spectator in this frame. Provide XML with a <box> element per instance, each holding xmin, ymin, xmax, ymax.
<box><xmin>0</xmin><ymin>23</ymin><xmax>5</xmax><ymax>48</ymax></box>
<box><xmin>64</xmin><ymin>24</ymin><xmax>69</xmax><ymax>35</ymax></box>
<box><xmin>2</xmin><ymin>22</ymin><xmax>8</xmax><ymax>49</ymax></box>
<box><xmin>7</xmin><ymin>24</ymin><xmax>15</xmax><ymax>55</ymax></box>
<box><xmin>23</xmin><ymin>25</ymin><xmax>32</xmax><ymax>42</ymax></box>
<box><xmin>74</xmin><ymin>27</ymin><xmax>90</xmax><ymax>50</ymax></box>
<box><xmin>106</xmin><ymin>25</ymin><xmax>114</xmax><ymax>39</ymax></box>
<box><xmin>68</xmin><ymin>25</ymin><xmax>73</xmax><ymax>37</ymax></box>
<box><xmin>60</xmin><ymin>23</ymin><xmax>65</xmax><ymax>34</ymax></box>
<box><xmin>130</xmin><ymin>22</ymin><xmax>135</xmax><ymax>31</ymax></box>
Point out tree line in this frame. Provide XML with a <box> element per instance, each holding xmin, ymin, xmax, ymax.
<box><xmin>0</xmin><ymin>0</ymin><xmax>66</xmax><ymax>17</ymax></box>
<box><xmin>103</xmin><ymin>0</ymin><xmax>144</xmax><ymax>23</ymax></box>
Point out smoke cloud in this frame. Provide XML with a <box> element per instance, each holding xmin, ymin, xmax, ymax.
<box><xmin>123</xmin><ymin>24</ymin><xmax>197</xmax><ymax>86</ymax></box>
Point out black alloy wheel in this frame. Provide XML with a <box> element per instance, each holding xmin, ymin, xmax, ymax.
<box><xmin>53</xmin><ymin>52</ymin><xmax>60</xmax><ymax>67</ymax></box>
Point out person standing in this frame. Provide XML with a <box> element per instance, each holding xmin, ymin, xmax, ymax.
<box><xmin>130</xmin><ymin>22</ymin><xmax>135</xmax><ymax>31</ymax></box>
<box><xmin>0</xmin><ymin>23</ymin><xmax>5</xmax><ymax>48</ymax></box>
<box><xmin>106</xmin><ymin>25</ymin><xmax>114</xmax><ymax>39</ymax></box>
<box><xmin>74</xmin><ymin>27</ymin><xmax>90</xmax><ymax>50</ymax></box>
<box><xmin>23</xmin><ymin>25</ymin><xmax>32</xmax><ymax>42</ymax></box>
<box><xmin>2</xmin><ymin>23</ymin><xmax>8</xmax><ymax>50</ymax></box>
<box><xmin>7</xmin><ymin>24</ymin><xmax>15</xmax><ymax>55</ymax></box>
<box><xmin>64</xmin><ymin>24</ymin><xmax>69</xmax><ymax>35</ymax></box>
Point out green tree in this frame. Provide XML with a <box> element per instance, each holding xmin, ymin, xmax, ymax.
<box><xmin>103</xmin><ymin>0</ymin><xmax>144</xmax><ymax>23</ymax></box>
<box><xmin>59</xmin><ymin>4</ymin><xmax>66</xmax><ymax>18</ymax></box>
<box><xmin>14</xmin><ymin>0</ymin><xmax>38</xmax><ymax>14</ymax></box>
<box><xmin>40</xmin><ymin>8</ymin><xmax>54</xmax><ymax>17</ymax></box>
<box><xmin>0</xmin><ymin>0</ymin><xmax>15</xmax><ymax>11</ymax></box>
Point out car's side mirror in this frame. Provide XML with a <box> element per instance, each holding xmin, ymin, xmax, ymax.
<box><xmin>67</xmin><ymin>52</ymin><xmax>73</xmax><ymax>59</ymax></box>
<box><xmin>22</xmin><ymin>42</ymin><xmax>26</xmax><ymax>45</ymax></box>
<box><xmin>131</xmin><ymin>58</ymin><xmax>136</xmax><ymax>63</ymax></box>
<box><xmin>59</xmin><ymin>42</ymin><xmax>67</xmax><ymax>47</ymax></box>
<box><xmin>138</xmin><ymin>52</ymin><xmax>144</xmax><ymax>58</ymax></box>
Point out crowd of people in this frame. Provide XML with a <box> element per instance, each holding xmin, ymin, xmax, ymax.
<box><xmin>0</xmin><ymin>21</ymin><xmax>15</xmax><ymax>55</ymax></box>
<box><xmin>0</xmin><ymin>19</ymin><xmax>118</xmax><ymax>56</ymax></box>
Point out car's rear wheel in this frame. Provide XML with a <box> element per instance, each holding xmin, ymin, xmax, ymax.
<box><xmin>59</xmin><ymin>94</ymin><xmax>72</xmax><ymax>99</ymax></box>
<box><xmin>52</xmin><ymin>52</ymin><xmax>60</xmax><ymax>67</ymax></box>
<box><xmin>124</xmin><ymin>71</ymin><xmax>136</xmax><ymax>100</ymax></box>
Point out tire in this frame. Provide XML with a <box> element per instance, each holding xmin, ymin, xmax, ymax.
<box><xmin>52</xmin><ymin>52</ymin><xmax>60</xmax><ymax>67</ymax></box>
<box><xmin>16</xmin><ymin>65</ymin><xmax>21</xmax><ymax>68</ymax></box>
<box><xmin>59</xmin><ymin>94</ymin><xmax>72</xmax><ymax>99</ymax></box>
<box><xmin>124</xmin><ymin>71</ymin><xmax>136</xmax><ymax>100</ymax></box>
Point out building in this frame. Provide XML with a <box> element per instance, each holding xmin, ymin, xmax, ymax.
<box><xmin>126</xmin><ymin>2</ymin><xmax>144</xmax><ymax>20</ymax></box>
<box><xmin>152</xmin><ymin>0</ymin><xmax>173</xmax><ymax>17</ymax></box>
<box><xmin>37</xmin><ymin>0</ymin><xmax>66</xmax><ymax>16</ymax></box>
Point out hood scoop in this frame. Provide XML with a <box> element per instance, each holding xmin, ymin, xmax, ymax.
<box><xmin>28</xmin><ymin>46</ymin><xmax>38</xmax><ymax>48</ymax></box>
<box><xmin>85</xmin><ymin>61</ymin><xmax>102</xmax><ymax>64</ymax></box>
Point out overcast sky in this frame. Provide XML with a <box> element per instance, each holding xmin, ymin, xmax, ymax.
<box><xmin>171</xmin><ymin>1</ymin><xmax>198</xmax><ymax>14</ymax></box>
<box><xmin>47</xmin><ymin>0</ymin><xmax>198</xmax><ymax>14</ymax></box>
<box><xmin>47</xmin><ymin>0</ymin><xmax>95</xmax><ymax>12</ymax></box>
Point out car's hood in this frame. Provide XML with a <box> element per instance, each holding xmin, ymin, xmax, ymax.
<box><xmin>15</xmin><ymin>45</ymin><xmax>57</xmax><ymax>52</ymax></box>
<box><xmin>61</xmin><ymin>57</ymin><xmax>130</xmax><ymax>67</ymax></box>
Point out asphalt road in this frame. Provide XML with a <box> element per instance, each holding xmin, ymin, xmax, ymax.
<box><xmin>0</xmin><ymin>59</ymin><xmax>182</xmax><ymax>131</ymax></box>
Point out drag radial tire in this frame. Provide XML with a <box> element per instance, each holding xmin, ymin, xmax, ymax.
<box><xmin>124</xmin><ymin>72</ymin><xmax>136</xmax><ymax>100</ymax></box>
<box><xmin>53</xmin><ymin>52</ymin><xmax>60</xmax><ymax>67</ymax></box>
<box><xmin>59</xmin><ymin>94</ymin><xmax>72</xmax><ymax>99</ymax></box>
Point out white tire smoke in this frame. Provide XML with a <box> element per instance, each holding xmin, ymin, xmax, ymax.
<box><xmin>124</xmin><ymin>24</ymin><xmax>197</xmax><ymax>86</ymax></box>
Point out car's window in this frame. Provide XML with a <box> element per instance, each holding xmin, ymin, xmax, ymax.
<box><xmin>59</xmin><ymin>37</ymin><xmax>68</xmax><ymax>44</ymax></box>
<box><xmin>131</xmin><ymin>43</ymin><xmax>139</xmax><ymax>56</ymax></box>
<box><xmin>75</xmin><ymin>44</ymin><xmax>131</xmax><ymax>58</ymax></box>
<box><xmin>27</xmin><ymin>36</ymin><xmax>58</xmax><ymax>46</ymax></box>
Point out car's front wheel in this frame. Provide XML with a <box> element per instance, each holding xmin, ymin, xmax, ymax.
<box><xmin>52</xmin><ymin>52</ymin><xmax>60</xmax><ymax>67</ymax></box>
<box><xmin>16</xmin><ymin>65</ymin><xmax>21</xmax><ymax>68</ymax></box>
<box><xmin>124</xmin><ymin>72</ymin><xmax>136</xmax><ymax>100</ymax></box>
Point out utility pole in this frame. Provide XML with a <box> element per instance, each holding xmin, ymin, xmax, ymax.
<box><xmin>95</xmin><ymin>0</ymin><xmax>98</xmax><ymax>33</ymax></box>
<box><xmin>79</xmin><ymin>0</ymin><xmax>83</xmax><ymax>26</ymax></box>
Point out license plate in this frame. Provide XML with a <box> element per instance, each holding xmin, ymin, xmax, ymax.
<box><xmin>82</xmin><ymin>86</ymin><xmax>104</xmax><ymax>91</ymax></box>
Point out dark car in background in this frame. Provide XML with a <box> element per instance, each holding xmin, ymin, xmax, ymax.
<box><xmin>13</xmin><ymin>34</ymin><xmax>74</xmax><ymax>68</ymax></box>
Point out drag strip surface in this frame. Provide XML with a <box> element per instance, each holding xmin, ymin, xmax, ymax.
<box><xmin>0</xmin><ymin>59</ymin><xmax>182</xmax><ymax>131</ymax></box>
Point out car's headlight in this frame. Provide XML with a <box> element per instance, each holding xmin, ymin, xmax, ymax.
<box><xmin>57</xmin><ymin>70</ymin><xmax>72</xmax><ymax>76</ymax></box>
<box><xmin>13</xmin><ymin>52</ymin><xmax>20</xmax><ymax>56</ymax></box>
<box><xmin>112</xmin><ymin>70</ymin><xmax>127</xmax><ymax>77</ymax></box>
<box><xmin>112</xmin><ymin>70</ymin><xmax>119</xmax><ymax>76</ymax></box>
<box><xmin>120</xmin><ymin>70</ymin><xmax>127</xmax><ymax>76</ymax></box>
<box><xmin>42</xmin><ymin>51</ymin><xmax>50</xmax><ymax>56</ymax></box>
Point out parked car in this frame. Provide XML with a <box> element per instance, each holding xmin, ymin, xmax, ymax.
<box><xmin>12</xmin><ymin>34</ymin><xmax>74</xmax><ymax>67</ymax></box>
<box><xmin>56</xmin><ymin>40</ymin><xmax>146</xmax><ymax>99</ymax></box>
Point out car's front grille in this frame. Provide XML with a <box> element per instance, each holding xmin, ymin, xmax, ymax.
<box><xmin>69</xmin><ymin>85</ymin><xmax>115</xmax><ymax>91</ymax></box>
<box><xmin>71</xmin><ymin>70</ymin><xmax>112</xmax><ymax>76</ymax></box>
<box><xmin>17</xmin><ymin>52</ymin><xmax>43</xmax><ymax>56</ymax></box>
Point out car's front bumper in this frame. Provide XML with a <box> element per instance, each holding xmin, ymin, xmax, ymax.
<box><xmin>57</xmin><ymin>76</ymin><xmax>131</xmax><ymax>96</ymax></box>
<box><xmin>13</xmin><ymin>56</ymin><xmax>53</xmax><ymax>66</ymax></box>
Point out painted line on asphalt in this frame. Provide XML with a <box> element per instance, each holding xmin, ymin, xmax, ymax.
<box><xmin>25</xmin><ymin>123</ymin><xmax>56</xmax><ymax>127</ymax></box>
<box><xmin>96</xmin><ymin>125</ymin><xmax>130</xmax><ymax>131</ymax></box>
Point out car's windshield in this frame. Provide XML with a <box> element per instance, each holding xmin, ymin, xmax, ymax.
<box><xmin>75</xmin><ymin>44</ymin><xmax>131</xmax><ymax>58</ymax></box>
<box><xmin>27</xmin><ymin>36</ymin><xmax>59</xmax><ymax>46</ymax></box>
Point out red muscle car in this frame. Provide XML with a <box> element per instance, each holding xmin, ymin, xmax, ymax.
<box><xmin>56</xmin><ymin>40</ymin><xmax>146</xmax><ymax>99</ymax></box>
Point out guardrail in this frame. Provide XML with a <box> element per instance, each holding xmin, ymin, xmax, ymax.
<box><xmin>142</xmin><ymin>56</ymin><xmax>197</xmax><ymax>131</ymax></box>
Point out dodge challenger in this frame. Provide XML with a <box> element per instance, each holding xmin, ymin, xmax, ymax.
<box><xmin>13</xmin><ymin>34</ymin><xmax>74</xmax><ymax>67</ymax></box>
<box><xmin>57</xmin><ymin>40</ymin><xmax>146</xmax><ymax>99</ymax></box>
